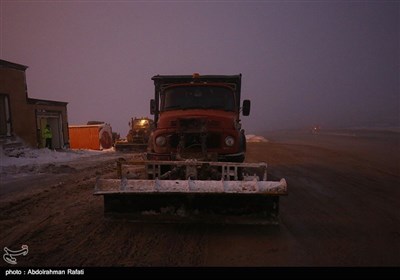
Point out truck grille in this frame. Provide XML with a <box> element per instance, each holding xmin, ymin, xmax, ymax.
<box><xmin>170</xmin><ymin>119</ymin><xmax>220</xmax><ymax>128</ymax></box>
<box><xmin>170</xmin><ymin>133</ymin><xmax>221</xmax><ymax>149</ymax></box>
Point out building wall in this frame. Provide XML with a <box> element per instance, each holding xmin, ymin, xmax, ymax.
<box><xmin>0</xmin><ymin>61</ymin><xmax>69</xmax><ymax>148</ymax></box>
<box><xmin>0</xmin><ymin>67</ymin><xmax>37</xmax><ymax>146</ymax></box>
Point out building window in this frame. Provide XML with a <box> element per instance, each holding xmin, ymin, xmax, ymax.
<box><xmin>0</xmin><ymin>94</ymin><xmax>12</xmax><ymax>136</ymax></box>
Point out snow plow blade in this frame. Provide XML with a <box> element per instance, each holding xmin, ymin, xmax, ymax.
<box><xmin>94</xmin><ymin>161</ymin><xmax>287</xmax><ymax>225</ymax></box>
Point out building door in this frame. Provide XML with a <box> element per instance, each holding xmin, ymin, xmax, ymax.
<box><xmin>0</xmin><ymin>94</ymin><xmax>11</xmax><ymax>137</ymax></box>
<box><xmin>36</xmin><ymin>111</ymin><xmax>64</xmax><ymax>149</ymax></box>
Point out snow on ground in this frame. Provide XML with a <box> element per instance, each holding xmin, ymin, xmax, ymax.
<box><xmin>246</xmin><ymin>134</ymin><xmax>268</xmax><ymax>143</ymax></box>
<box><xmin>0</xmin><ymin>146</ymin><xmax>117</xmax><ymax>183</ymax></box>
<box><xmin>0</xmin><ymin>146</ymin><xmax>114</xmax><ymax>167</ymax></box>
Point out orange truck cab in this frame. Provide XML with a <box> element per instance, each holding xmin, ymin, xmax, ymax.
<box><xmin>147</xmin><ymin>74</ymin><xmax>250</xmax><ymax>162</ymax></box>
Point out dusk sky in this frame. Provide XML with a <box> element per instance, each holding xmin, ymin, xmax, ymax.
<box><xmin>1</xmin><ymin>0</ymin><xmax>398</xmax><ymax>135</ymax></box>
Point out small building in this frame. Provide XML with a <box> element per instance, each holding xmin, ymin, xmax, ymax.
<box><xmin>69</xmin><ymin>123</ymin><xmax>113</xmax><ymax>150</ymax></box>
<box><xmin>0</xmin><ymin>59</ymin><xmax>69</xmax><ymax>149</ymax></box>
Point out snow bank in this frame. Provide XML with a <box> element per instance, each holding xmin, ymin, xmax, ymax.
<box><xmin>245</xmin><ymin>134</ymin><xmax>268</xmax><ymax>143</ymax></box>
<box><xmin>0</xmin><ymin>146</ymin><xmax>114</xmax><ymax>167</ymax></box>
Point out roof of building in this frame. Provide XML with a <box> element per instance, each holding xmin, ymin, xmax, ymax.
<box><xmin>0</xmin><ymin>59</ymin><xmax>28</xmax><ymax>71</ymax></box>
<box><xmin>28</xmin><ymin>98</ymin><xmax>68</xmax><ymax>106</ymax></box>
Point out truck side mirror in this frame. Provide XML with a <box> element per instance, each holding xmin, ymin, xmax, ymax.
<box><xmin>150</xmin><ymin>99</ymin><xmax>156</xmax><ymax>115</ymax></box>
<box><xmin>242</xmin><ymin>100</ymin><xmax>251</xmax><ymax>116</ymax></box>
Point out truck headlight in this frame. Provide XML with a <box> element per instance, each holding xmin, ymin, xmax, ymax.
<box><xmin>155</xmin><ymin>136</ymin><xmax>166</xmax><ymax>147</ymax></box>
<box><xmin>225</xmin><ymin>136</ymin><xmax>235</xmax><ymax>147</ymax></box>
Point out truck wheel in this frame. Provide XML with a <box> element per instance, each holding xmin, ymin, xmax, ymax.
<box><xmin>235</xmin><ymin>132</ymin><xmax>246</xmax><ymax>163</ymax></box>
<box><xmin>240</xmin><ymin>131</ymin><xmax>246</xmax><ymax>153</ymax></box>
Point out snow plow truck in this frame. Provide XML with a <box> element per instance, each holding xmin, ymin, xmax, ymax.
<box><xmin>94</xmin><ymin>73</ymin><xmax>287</xmax><ymax>224</ymax></box>
<box><xmin>114</xmin><ymin>117</ymin><xmax>154</xmax><ymax>151</ymax></box>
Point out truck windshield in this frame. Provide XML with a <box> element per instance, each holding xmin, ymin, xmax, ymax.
<box><xmin>162</xmin><ymin>86</ymin><xmax>235</xmax><ymax>111</ymax></box>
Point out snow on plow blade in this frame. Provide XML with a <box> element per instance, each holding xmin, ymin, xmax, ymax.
<box><xmin>94</xmin><ymin>161</ymin><xmax>287</xmax><ymax>225</ymax></box>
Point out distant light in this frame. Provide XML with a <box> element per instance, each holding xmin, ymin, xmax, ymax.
<box><xmin>192</xmin><ymin>73</ymin><xmax>200</xmax><ymax>78</ymax></box>
<box><xmin>139</xmin><ymin>119</ymin><xmax>148</xmax><ymax>126</ymax></box>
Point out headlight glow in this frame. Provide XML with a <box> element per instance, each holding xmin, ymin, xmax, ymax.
<box><xmin>155</xmin><ymin>136</ymin><xmax>166</xmax><ymax>147</ymax></box>
<box><xmin>225</xmin><ymin>136</ymin><xmax>235</xmax><ymax>147</ymax></box>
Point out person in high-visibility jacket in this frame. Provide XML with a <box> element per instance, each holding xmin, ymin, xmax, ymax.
<box><xmin>44</xmin><ymin>124</ymin><xmax>53</xmax><ymax>149</ymax></box>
